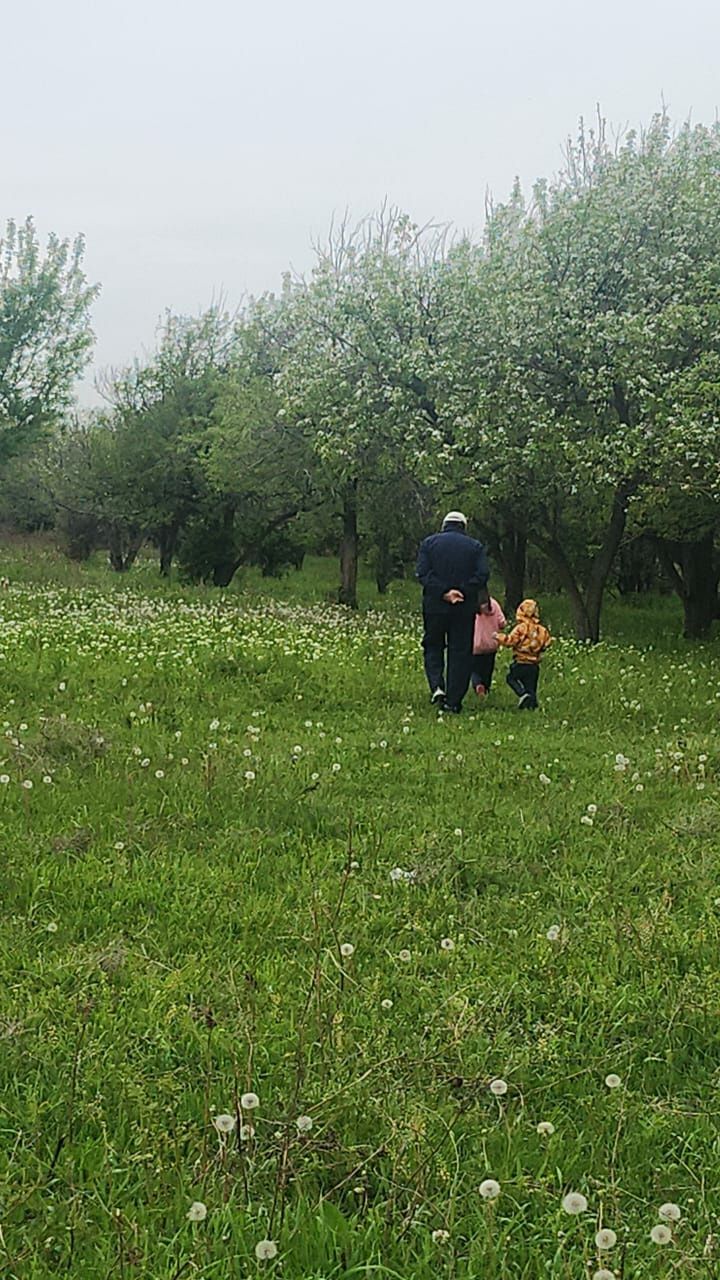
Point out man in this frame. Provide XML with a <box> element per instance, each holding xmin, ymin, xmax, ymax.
<box><xmin>416</xmin><ymin>511</ymin><xmax>489</xmax><ymax>713</ymax></box>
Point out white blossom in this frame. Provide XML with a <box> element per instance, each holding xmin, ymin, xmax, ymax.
<box><xmin>240</xmin><ymin>1092</ymin><xmax>260</xmax><ymax>1110</ymax></box>
<box><xmin>186</xmin><ymin>1200</ymin><xmax>207</xmax><ymax>1222</ymax></box>
<box><xmin>658</xmin><ymin>1203</ymin><xmax>681</xmax><ymax>1222</ymax></box>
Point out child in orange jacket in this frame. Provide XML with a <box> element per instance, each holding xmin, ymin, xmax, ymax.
<box><xmin>495</xmin><ymin>598</ymin><xmax>551</xmax><ymax>710</ymax></box>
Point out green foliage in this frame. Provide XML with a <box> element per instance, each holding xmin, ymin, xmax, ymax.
<box><xmin>0</xmin><ymin>217</ymin><xmax>98</xmax><ymax>460</ymax></box>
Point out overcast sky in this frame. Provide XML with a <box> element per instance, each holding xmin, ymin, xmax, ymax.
<box><xmin>3</xmin><ymin>0</ymin><xmax>719</xmax><ymax>402</ymax></box>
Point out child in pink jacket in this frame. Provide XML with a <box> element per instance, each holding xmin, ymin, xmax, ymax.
<box><xmin>472</xmin><ymin>590</ymin><xmax>506</xmax><ymax>697</ymax></box>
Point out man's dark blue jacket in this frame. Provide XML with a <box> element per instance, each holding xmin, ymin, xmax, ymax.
<box><xmin>416</xmin><ymin>525</ymin><xmax>489</xmax><ymax>614</ymax></box>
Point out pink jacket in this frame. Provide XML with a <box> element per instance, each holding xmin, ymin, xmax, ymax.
<box><xmin>473</xmin><ymin>598</ymin><xmax>506</xmax><ymax>654</ymax></box>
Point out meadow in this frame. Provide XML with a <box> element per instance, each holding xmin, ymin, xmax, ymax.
<box><xmin>0</xmin><ymin>546</ymin><xmax>719</xmax><ymax>1280</ymax></box>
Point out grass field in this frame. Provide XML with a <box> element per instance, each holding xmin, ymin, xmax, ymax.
<box><xmin>0</xmin><ymin>546</ymin><xmax>719</xmax><ymax>1279</ymax></box>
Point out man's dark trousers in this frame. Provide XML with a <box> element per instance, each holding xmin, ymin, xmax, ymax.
<box><xmin>422</xmin><ymin>608</ymin><xmax>475</xmax><ymax>709</ymax></box>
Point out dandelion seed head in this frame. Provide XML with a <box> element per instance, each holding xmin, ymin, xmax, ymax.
<box><xmin>536</xmin><ymin>1120</ymin><xmax>555</xmax><ymax>1135</ymax></box>
<box><xmin>296</xmin><ymin>1114</ymin><xmax>313</xmax><ymax>1133</ymax></box>
<box><xmin>604</xmin><ymin>1074</ymin><xmax>622</xmax><ymax>1089</ymax></box>
<box><xmin>650</xmin><ymin>1224</ymin><xmax>672</xmax><ymax>1244</ymax></box>
<box><xmin>340</xmin><ymin>942</ymin><xmax>355</xmax><ymax>958</ymax></box>
<box><xmin>255</xmin><ymin>1239</ymin><xmax>278</xmax><ymax>1260</ymax></box>
<box><xmin>398</xmin><ymin>949</ymin><xmax>412</xmax><ymax>962</ymax></box>
<box><xmin>213</xmin><ymin>1113</ymin><xmax>236</xmax><ymax>1134</ymax></box>
<box><xmin>240</xmin><ymin>1092</ymin><xmax>259</xmax><ymax>1111</ymax></box>
<box><xmin>187</xmin><ymin>1201</ymin><xmax>207</xmax><ymax>1222</ymax></box>
<box><xmin>546</xmin><ymin>925</ymin><xmax>561</xmax><ymax>941</ymax></box>
<box><xmin>489</xmin><ymin>1078</ymin><xmax>508</xmax><ymax>1096</ymax></box>
<box><xmin>479</xmin><ymin>1178</ymin><xmax>501</xmax><ymax>1200</ymax></box>
<box><xmin>562</xmin><ymin>1192</ymin><xmax>588</xmax><ymax>1215</ymax></box>
<box><xmin>595</xmin><ymin>1228</ymin><xmax>617</xmax><ymax>1249</ymax></box>
<box><xmin>658</xmin><ymin>1203</ymin><xmax>681</xmax><ymax>1222</ymax></box>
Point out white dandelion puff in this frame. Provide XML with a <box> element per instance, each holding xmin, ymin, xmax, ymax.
<box><xmin>562</xmin><ymin>1192</ymin><xmax>588</xmax><ymax>1215</ymax></box>
<box><xmin>479</xmin><ymin>1178</ymin><xmax>501</xmax><ymax>1200</ymax></box>
<box><xmin>604</xmin><ymin>1074</ymin><xmax>622</xmax><ymax>1089</ymax></box>
<box><xmin>658</xmin><ymin>1203</ymin><xmax>681</xmax><ymax>1222</ymax></box>
<box><xmin>240</xmin><ymin>1092</ymin><xmax>260</xmax><ymax>1111</ymax></box>
<box><xmin>187</xmin><ymin>1200</ymin><xmax>207</xmax><ymax>1222</ymax></box>
<box><xmin>489</xmin><ymin>1078</ymin><xmax>508</xmax><ymax>1096</ymax></box>
<box><xmin>398</xmin><ymin>949</ymin><xmax>412</xmax><ymax>962</ymax></box>
<box><xmin>339</xmin><ymin>942</ymin><xmax>355</xmax><ymax>958</ymax></box>
<box><xmin>212</xmin><ymin>1113</ymin><xmax>236</xmax><ymax>1134</ymax></box>
<box><xmin>650</xmin><ymin>1224</ymin><xmax>672</xmax><ymax>1245</ymax></box>
<box><xmin>239</xmin><ymin>1123</ymin><xmax>255</xmax><ymax>1141</ymax></box>
<box><xmin>255</xmin><ymin>1239</ymin><xmax>278</xmax><ymax>1260</ymax></box>
<box><xmin>595</xmin><ymin>1228</ymin><xmax>617</xmax><ymax>1249</ymax></box>
<box><xmin>432</xmin><ymin>1228</ymin><xmax>451</xmax><ymax>1244</ymax></box>
<box><xmin>536</xmin><ymin>1120</ymin><xmax>555</xmax><ymax>1136</ymax></box>
<box><xmin>546</xmin><ymin>925</ymin><xmax>561</xmax><ymax>941</ymax></box>
<box><xmin>440</xmin><ymin>937</ymin><xmax>455</xmax><ymax>951</ymax></box>
<box><xmin>295</xmin><ymin>1114</ymin><xmax>313</xmax><ymax>1133</ymax></box>
<box><xmin>592</xmin><ymin>1270</ymin><xmax>616</xmax><ymax>1280</ymax></box>
<box><xmin>381</xmin><ymin>998</ymin><xmax>394</xmax><ymax>1009</ymax></box>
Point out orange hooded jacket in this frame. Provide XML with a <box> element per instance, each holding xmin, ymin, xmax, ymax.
<box><xmin>496</xmin><ymin>599</ymin><xmax>552</xmax><ymax>665</ymax></box>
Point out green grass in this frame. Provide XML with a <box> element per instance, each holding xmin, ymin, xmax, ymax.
<box><xmin>0</xmin><ymin>543</ymin><xmax>718</xmax><ymax>1279</ymax></box>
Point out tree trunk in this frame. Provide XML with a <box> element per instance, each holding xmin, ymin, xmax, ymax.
<box><xmin>537</xmin><ymin>535</ymin><xmax>593</xmax><ymax>640</ymax></box>
<box><xmin>158</xmin><ymin>523</ymin><xmax>179</xmax><ymax>577</ymax></box>
<box><xmin>584</xmin><ymin>486</ymin><xmax>631</xmax><ymax>643</ymax></box>
<box><xmin>476</xmin><ymin>513</ymin><xmax>527</xmax><ymax>612</ymax></box>
<box><xmin>338</xmin><ymin>482</ymin><xmax>359</xmax><ymax>608</ymax></box>
<box><xmin>497</xmin><ymin>528</ymin><xmax>527</xmax><ymax>613</ymax></box>
<box><xmin>374</xmin><ymin>535</ymin><xmax>393</xmax><ymax>595</ymax></box>
<box><xmin>653</xmin><ymin>531</ymin><xmax>719</xmax><ymax>639</ymax></box>
<box><xmin>108</xmin><ymin>524</ymin><xmax>144</xmax><ymax>572</ymax></box>
<box><xmin>212</xmin><ymin>504</ymin><xmax>241</xmax><ymax>587</ymax></box>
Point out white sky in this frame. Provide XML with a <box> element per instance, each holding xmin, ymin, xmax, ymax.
<box><xmin>3</xmin><ymin>0</ymin><xmax>719</xmax><ymax>402</ymax></box>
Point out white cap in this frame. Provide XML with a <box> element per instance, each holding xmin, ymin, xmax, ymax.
<box><xmin>442</xmin><ymin>510</ymin><xmax>468</xmax><ymax>527</ymax></box>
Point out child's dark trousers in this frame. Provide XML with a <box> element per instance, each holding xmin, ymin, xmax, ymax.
<box><xmin>471</xmin><ymin>651</ymin><xmax>497</xmax><ymax>692</ymax></box>
<box><xmin>507</xmin><ymin>660</ymin><xmax>540</xmax><ymax>707</ymax></box>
